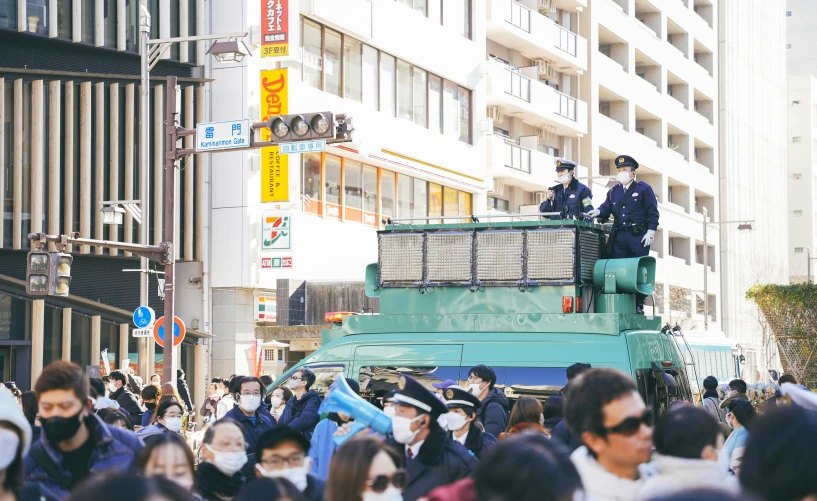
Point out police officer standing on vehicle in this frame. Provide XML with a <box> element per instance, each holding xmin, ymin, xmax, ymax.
<box><xmin>540</xmin><ymin>158</ymin><xmax>593</xmax><ymax>219</ymax></box>
<box><xmin>585</xmin><ymin>155</ymin><xmax>659</xmax><ymax>314</ymax></box>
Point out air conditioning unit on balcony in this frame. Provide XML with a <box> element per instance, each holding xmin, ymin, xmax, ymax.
<box><xmin>538</xmin><ymin>0</ymin><xmax>556</xmax><ymax>14</ymax></box>
<box><xmin>534</xmin><ymin>191</ymin><xmax>547</xmax><ymax>205</ymax></box>
<box><xmin>534</xmin><ymin>58</ymin><xmax>556</xmax><ymax>81</ymax></box>
<box><xmin>487</xmin><ymin>106</ymin><xmax>505</xmax><ymax>123</ymax></box>
<box><xmin>536</xmin><ymin>124</ymin><xmax>556</xmax><ymax>140</ymax></box>
<box><xmin>489</xmin><ymin>180</ymin><xmax>506</xmax><ymax>197</ymax></box>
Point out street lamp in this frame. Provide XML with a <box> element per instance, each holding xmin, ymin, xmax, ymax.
<box><xmin>206</xmin><ymin>39</ymin><xmax>251</xmax><ymax>63</ymax></box>
<box><xmin>701</xmin><ymin>207</ymin><xmax>754</xmax><ymax>331</ymax></box>
<box><xmin>100</xmin><ymin>205</ymin><xmax>125</xmax><ymax>226</ymax></box>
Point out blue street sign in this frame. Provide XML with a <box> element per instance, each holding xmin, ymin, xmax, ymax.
<box><xmin>279</xmin><ymin>139</ymin><xmax>326</xmax><ymax>155</ymax></box>
<box><xmin>133</xmin><ymin>306</ymin><xmax>155</xmax><ymax>329</ymax></box>
<box><xmin>196</xmin><ymin>119</ymin><xmax>251</xmax><ymax>152</ymax></box>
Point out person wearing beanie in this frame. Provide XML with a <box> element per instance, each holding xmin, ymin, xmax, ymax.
<box><xmin>386</xmin><ymin>375</ymin><xmax>477</xmax><ymax>501</ymax></box>
<box><xmin>308</xmin><ymin>378</ymin><xmax>361</xmax><ymax>481</ymax></box>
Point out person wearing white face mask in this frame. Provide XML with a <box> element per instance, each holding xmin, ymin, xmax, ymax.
<box><xmin>540</xmin><ymin>158</ymin><xmax>594</xmax><ymax>220</ymax></box>
<box><xmin>442</xmin><ymin>387</ymin><xmax>497</xmax><ymax>460</ymax></box>
<box><xmin>197</xmin><ymin>420</ymin><xmax>248</xmax><ymax>501</ymax></box>
<box><xmin>278</xmin><ymin>368</ymin><xmax>321</xmax><ymax>439</ymax></box>
<box><xmin>386</xmin><ymin>375</ymin><xmax>477</xmax><ymax>501</ymax></box>
<box><xmin>0</xmin><ymin>386</ymin><xmax>49</xmax><ymax>501</ymax></box>
<box><xmin>584</xmin><ymin>154</ymin><xmax>659</xmax><ymax>315</ymax></box>
<box><xmin>636</xmin><ymin>406</ymin><xmax>738</xmax><ymax>501</ymax></box>
<box><xmin>136</xmin><ymin>401</ymin><xmax>186</xmax><ymax>443</ymax></box>
<box><xmin>256</xmin><ymin>426</ymin><xmax>326</xmax><ymax>501</ymax></box>
<box><xmin>223</xmin><ymin>377</ymin><xmax>275</xmax><ymax>457</ymax></box>
<box><xmin>269</xmin><ymin>386</ymin><xmax>292</xmax><ymax>424</ymax></box>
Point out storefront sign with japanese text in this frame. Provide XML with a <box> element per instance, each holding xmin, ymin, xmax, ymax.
<box><xmin>260</xmin><ymin>69</ymin><xmax>289</xmax><ymax>202</ymax></box>
<box><xmin>261</xmin><ymin>211</ymin><xmax>292</xmax><ymax>251</ymax></box>
<box><xmin>261</xmin><ymin>0</ymin><xmax>289</xmax><ymax>57</ymax></box>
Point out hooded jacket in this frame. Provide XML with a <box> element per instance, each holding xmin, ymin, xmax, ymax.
<box><xmin>477</xmin><ymin>388</ymin><xmax>509</xmax><ymax>438</ymax></box>
<box><xmin>571</xmin><ymin>446</ymin><xmax>655</xmax><ymax>501</ymax></box>
<box><xmin>278</xmin><ymin>390</ymin><xmax>321</xmax><ymax>438</ymax></box>
<box><xmin>110</xmin><ymin>386</ymin><xmax>146</xmax><ymax>420</ymax></box>
<box><xmin>636</xmin><ymin>454</ymin><xmax>739</xmax><ymax>501</ymax></box>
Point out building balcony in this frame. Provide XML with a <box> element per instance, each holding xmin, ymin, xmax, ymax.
<box><xmin>486</xmin><ymin>0</ymin><xmax>588</xmax><ymax>73</ymax></box>
<box><xmin>554</xmin><ymin>0</ymin><xmax>588</xmax><ymax>12</ymax></box>
<box><xmin>487</xmin><ymin>134</ymin><xmax>556</xmax><ymax>192</ymax></box>
<box><xmin>485</xmin><ymin>59</ymin><xmax>588</xmax><ymax>136</ymax></box>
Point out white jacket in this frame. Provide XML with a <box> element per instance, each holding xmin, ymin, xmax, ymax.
<box><xmin>636</xmin><ymin>454</ymin><xmax>739</xmax><ymax>501</ymax></box>
<box><xmin>216</xmin><ymin>394</ymin><xmax>235</xmax><ymax>420</ymax></box>
<box><xmin>571</xmin><ymin>447</ymin><xmax>656</xmax><ymax>501</ymax></box>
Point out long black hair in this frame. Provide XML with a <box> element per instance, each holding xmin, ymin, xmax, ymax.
<box><xmin>726</xmin><ymin>398</ymin><xmax>755</xmax><ymax>429</ymax></box>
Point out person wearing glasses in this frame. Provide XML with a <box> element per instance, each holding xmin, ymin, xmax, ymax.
<box><xmin>326</xmin><ymin>437</ymin><xmax>407</xmax><ymax>501</ymax></box>
<box><xmin>255</xmin><ymin>426</ymin><xmax>324</xmax><ymax>501</ymax></box>
<box><xmin>197</xmin><ymin>419</ymin><xmax>248</xmax><ymax>501</ymax></box>
<box><xmin>279</xmin><ymin>369</ymin><xmax>321</xmax><ymax>439</ymax></box>
<box><xmin>564</xmin><ymin>368</ymin><xmax>655</xmax><ymax>501</ymax></box>
<box><xmin>224</xmin><ymin>377</ymin><xmax>275</xmax><ymax>457</ymax></box>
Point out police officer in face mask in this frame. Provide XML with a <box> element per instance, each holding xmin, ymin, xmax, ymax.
<box><xmin>387</xmin><ymin>375</ymin><xmax>477</xmax><ymax>501</ymax></box>
<box><xmin>585</xmin><ymin>155</ymin><xmax>659</xmax><ymax>314</ymax></box>
<box><xmin>443</xmin><ymin>387</ymin><xmax>497</xmax><ymax>460</ymax></box>
<box><xmin>540</xmin><ymin>158</ymin><xmax>593</xmax><ymax>219</ymax></box>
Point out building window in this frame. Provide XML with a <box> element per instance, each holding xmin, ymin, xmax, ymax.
<box><xmin>787</xmin><ymin>43</ymin><xmax>792</xmax><ymax>50</ymax></box>
<box><xmin>489</xmin><ymin>197</ymin><xmax>510</xmax><ymax>212</ymax></box>
<box><xmin>381</xmin><ymin>171</ymin><xmax>396</xmax><ymax>218</ymax></box>
<box><xmin>380</xmin><ymin>53</ymin><xmax>396</xmax><ymax>117</ymax></box>
<box><xmin>397</xmin><ymin>59</ymin><xmax>412</xmax><ymax>121</ymax></box>
<box><xmin>363</xmin><ymin>165</ymin><xmax>378</xmax><ymax>226</ymax></box>
<box><xmin>265</xmin><ymin>350</ymin><xmax>276</xmax><ymax>361</ymax></box>
<box><xmin>429</xmin><ymin>183</ymin><xmax>443</xmax><ymax>221</ymax></box>
<box><xmin>344</xmin><ymin>159</ymin><xmax>363</xmax><ymax>223</ymax></box>
<box><xmin>458</xmin><ymin>191</ymin><xmax>471</xmax><ymax>216</ymax></box>
<box><xmin>325</xmin><ymin>155</ymin><xmax>342</xmax><ymax>219</ymax></box>
<box><xmin>414</xmin><ymin>179</ymin><xmax>428</xmax><ymax>218</ymax></box>
<box><xmin>794</xmin><ymin>247</ymin><xmax>804</xmax><ymax>253</ymax></box>
<box><xmin>0</xmin><ymin>0</ymin><xmax>17</xmax><ymax>30</ymax></box>
<box><xmin>302</xmin><ymin>19</ymin><xmax>323</xmax><ymax>89</ymax></box>
<box><xmin>786</xmin><ymin>10</ymin><xmax>792</xmax><ymax>17</ymax></box>
<box><xmin>413</xmin><ymin>68</ymin><xmax>427</xmax><ymax>128</ymax></box>
<box><xmin>26</xmin><ymin>0</ymin><xmax>48</xmax><ymax>35</ymax></box>
<box><xmin>104</xmin><ymin>0</ymin><xmax>117</xmax><ymax>48</ymax></box>
<box><xmin>794</xmin><ymin>210</ymin><xmax>803</xmax><ymax>217</ymax></box>
<box><xmin>362</xmin><ymin>45</ymin><xmax>379</xmax><ymax>110</ymax></box>
<box><xmin>344</xmin><ymin>37</ymin><xmax>363</xmax><ymax>103</ymax></box>
<box><xmin>57</xmin><ymin>0</ymin><xmax>71</xmax><ymax>38</ymax></box>
<box><xmin>81</xmin><ymin>0</ymin><xmax>95</xmax><ymax>43</ymax></box>
<box><xmin>429</xmin><ymin>75</ymin><xmax>442</xmax><ymax>134</ymax></box>
<box><xmin>793</xmin><ymin>173</ymin><xmax>802</xmax><ymax>180</ymax></box>
<box><xmin>324</xmin><ymin>28</ymin><xmax>342</xmax><ymax>97</ymax></box>
<box><xmin>169</xmin><ymin>0</ymin><xmax>179</xmax><ymax>58</ymax></box>
<box><xmin>793</xmin><ymin>136</ymin><xmax>802</xmax><ymax>143</ymax></box>
<box><xmin>301</xmin><ymin>153</ymin><xmax>322</xmax><ymax>216</ymax></box>
<box><xmin>792</xmin><ymin>100</ymin><xmax>800</xmax><ymax>106</ymax></box>
<box><xmin>397</xmin><ymin>174</ymin><xmax>412</xmax><ymax>218</ymax></box>
<box><xmin>443</xmin><ymin>187</ymin><xmax>458</xmax><ymax>216</ymax></box>
<box><xmin>147</xmin><ymin>0</ymin><xmax>159</xmax><ymax>39</ymax></box>
<box><xmin>2</xmin><ymin>84</ymin><xmax>12</xmax><ymax>247</ymax></box>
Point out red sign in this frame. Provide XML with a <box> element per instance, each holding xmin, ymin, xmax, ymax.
<box><xmin>153</xmin><ymin>316</ymin><xmax>186</xmax><ymax>348</ymax></box>
<box><xmin>261</xmin><ymin>0</ymin><xmax>289</xmax><ymax>58</ymax></box>
<box><xmin>261</xmin><ymin>257</ymin><xmax>272</xmax><ymax>269</ymax></box>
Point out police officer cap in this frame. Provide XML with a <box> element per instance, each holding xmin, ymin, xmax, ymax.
<box><xmin>443</xmin><ymin>387</ymin><xmax>482</xmax><ymax>411</ymax></box>
<box><xmin>615</xmin><ymin>155</ymin><xmax>639</xmax><ymax>169</ymax></box>
<box><xmin>393</xmin><ymin>374</ymin><xmax>449</xmax><ymax>418</ymax></box>
<box><xmin>554</xmin><ymin>158</ymin><xmax>577</xmax><ymax>171</ymax></box>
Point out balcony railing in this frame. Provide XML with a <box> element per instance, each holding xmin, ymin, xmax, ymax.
<box><xmin>556</xmin><ymin>91</ymin><xmax>577</xmax><ymax>121</ymax></box>
<box><xmin>554</xmin><ymin>24</ymin><xmax>577</xmax><ymax>56</ymax></box>
<box><xmin>503</xmin><ymin>140</ymin><xmax>532</xmax><ymax>173</ymax></box>
<box><xmin>505</xmin><ymin>0</ymin><xmax>531</xmax><ymax>33</ymax></box>
<box><xmin>502</xmin><ymin>67</ymin><xmax>531</xmax><ymax>101</ymax></box>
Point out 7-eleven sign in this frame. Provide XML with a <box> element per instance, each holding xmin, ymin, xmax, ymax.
<box><xmin>258</xmin><ymin>296</ymin><xmax>277</xmax><ymax>322</ymax></box>
<box><xmin>261</xmin><ymin>211</ymin><xmax>291</xmax><ymax>251</ymax></box>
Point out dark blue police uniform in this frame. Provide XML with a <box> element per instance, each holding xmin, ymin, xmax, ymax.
<box><xmin>539</xmin><ymin>159</ymin><xmax>593</xmax><ymax>219</ymax></box>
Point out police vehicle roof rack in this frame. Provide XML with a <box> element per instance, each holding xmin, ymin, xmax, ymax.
<box><xmin>384</xmin><ymin>212</ymin><xmax>592</xmax><ymax>225</ymax></box>
<box><xmin>662</xmin><ymin>323</ymin><xmax>701</xmax><ymax>395</ymax></box>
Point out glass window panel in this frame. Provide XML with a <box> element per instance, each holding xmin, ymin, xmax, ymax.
<box><xmin>26</xmin><ymin>0</ymin><xmax>48</xmax><ymax>35</ymax></box>
<box><xmin>428</xmin><ymin>0</ymin><xmax>441</xmax><ymax>25</ymax></box>
<box><xmin>397</xmin><ymin>60</ymin><xmax>412</xmax><ymax>121</ymax></box>
<box><xmin>428</xmin><ymin>183</ymin><xmax>442</xmax><ymax>222</ymax></box>
<box><xmin>414</xmin><ymin>0</ymin><xmax>427</xmax><ymax>15</ymax></box>
<box><xmin>302</xmin><ymin>19</ymin><xmax>323</xmax><ymax>90</ymax></box>
<box><xmin>344</xmin><ymin>37</ymin><xmax>363</xmax><ymax>103</ymax></box>
<box><xmin>397</xmin><ymin>0</ymin><xmax>412</xmax><ymax>8</ymax></box>
<box><xmin>57</xmin><ymin>0</ymin><xmax>70</xmax><ymax>38</ymax></box>
<box><xmin>169</xmin><ymin>0</ymin><xmax>179</xmax><ymax>58</ymax></box>
<box><xmin>325</xmin><ymin>154</ymin><xmax>341</xmax><ymax>218</ymax></box>
<box><xmin>381</xmin><ymin>170</ymin><xmax>396</xmax><ymax>218</ymax></box>
<box><xmin>148</xmin><ymin>0</ymin><xmax>158</xmax><ymax>39</ymax></box>
<box><xmin>397</xmin><ymin>175</ymin><xmax>412</xmax><ymax>218</ymax></box>
<box><xmin>301</xmin><ymin>153</ymin><xmax>322</xmax><ymax>216</ymax></box>
<box><xmin>325</xmin><ymin>28</ymin><xmax>342</xmax><ymax>97</ymax></box>
<box><xmin>458</xmin><ymin>191</ymin><xmax>471</xmax><ymax>217</ymax></box>
<box><xmin>2</xmin><ymin>84</ymin><xmax>11</xmax><ymax>247</ymax></box>
<box><xmin>0</xmin><ymin>295</ymin><xmax>31</xmax><ymax>341</ymax></box>
<box><xmin>344</xmin><ymin>159</ymin><xmax>363</xmax><ymax>222</ymax></box>
<box><xmin>443</xmin><ymin>80</ymin><xmax>459</xmax><ymax>139</ymax></box>
<box><xmin>458</xmin><ymin>86</ymin><xmax>471</xmax><ymax>143</ymax></box>
<box><xmin>0</xmin><ymin>0</ymin><xmax>17</xmax><ymax>29</ymax></box>
<box><xmin>429</xmin><ymin>75</ymin><xmax>442</xmax><ymax>134</ymax></box>
<box><xmin>461</xmin><ymin>0</ymin><xmax>471</xmax><ymax>39</ymax></box>
<box><xmin>380</xmin><ymin>54</ymin><xmax>396</xmax><ymax>117</ymax></box>
<box><xmin>362</xmin><ymin>45</ymin><xmax>379</xmax><ymax>110</ymax></box>
<box><xmin>413</xmin><ymin>68</ymin><xmax>427</xmax><ymax>128</ymax></box>
<box><xmin>443</xmin><ymin>187</ymin><xmax>458</xmax><ymax>216</ymax></box>
<box><xmin>104</xmin><ymin>0</ymin><xmax>116</xmax><ymax>47</ymax></box>
<box><xmin>359</xmin><ymin>366</ymin><xmax>461</xmax><ymax>404</ymax></box>
<box><xmin>413</xmin><ymin>179</ymin><xmax>427</xmax><ymax>218</ymax></box>
<box><xmin>125</xmin><ymin>0</ymin><xmax>137</xmax><ymax>50</ymax></box>
<box><xmin>81</xmin><ymin>0</ymin><xmax>94</xmax><ymax>43</ymax></box>
<box><xmin>364</xmin><ymin>165</ymin><xmax>378</xmax><ymax>213</ymax></box>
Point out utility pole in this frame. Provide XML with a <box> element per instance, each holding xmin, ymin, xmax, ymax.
<box><xmin>163</xmin><ymin>77</ymin><xmax>178</xmax><ymax>387</ymax></box>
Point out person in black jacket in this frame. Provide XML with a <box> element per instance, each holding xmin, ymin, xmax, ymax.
<box><xmin>551</xmin><ymin>363</ymin><xmax>591</xmax><ymax>453</ymax></box>
<box><xmin>467</xmin><ymin>365</ymin><xmax>509</xmax><ymax>438</ymax></box>
<box><xmin>109</xmin><ymin>370</ymin><xmax>146</xmax><ymax>421</ymax></box>
<box><xmin>254</xmin><ymin>426</ymin><xmax>324</xmax><ymax>501</ymax></box>
<box><xmin>176</xmin><ymin>369</ymin><xmax>194</xmax><ymax>416</ymax></box>
<box><xmin>443</xmin><ymin>387</ymin><xmax>497</xmax><ymax>460</ymax></box>
<box><xmin>387</xmin><ymin>375</ymin><xmax>477</xmax><ymax>501</ymax></box>
<box><xmin>278</xmin><ymin>368</ymin><xmax>320</xmax><ymax>439</ymax></box>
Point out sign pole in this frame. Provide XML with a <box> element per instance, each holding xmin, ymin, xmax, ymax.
<box><xmin>163</xmin><ymin>77</ymin><xmax>178</xmax><ymax>387</ymax></box>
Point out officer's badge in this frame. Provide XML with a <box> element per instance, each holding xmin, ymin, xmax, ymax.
<box><xmin>633</xmin><ymin>192</ymin><xmax>639</xmax><ymax>197</ymax></box>
<box><xmin>618</xmin><ymin>157</ymin><xmax>624</xmax><ymax>164</ymax></box>
<box><xmin>556</xmin><ymin>160</ymin><xmax>562</xmax><ymax>166</ymax></box>
<box><xmin>569</xmin><ymin>194</ymin><xmax>575</xmax><ymax>198</ymax></box>
<box><xmin>446</xmin><ymin>389</ymin><xmax>454</xmax><ymax>399</ymax></box>
<box><xmin>398</xmin><ymin>376</ymin><xmax>407</xmax><ymax>390</ymax></box>
<box><xmin>582</xmin><ymin>198</ymin><xmax>592</xmax><ymax>208</ymax></box>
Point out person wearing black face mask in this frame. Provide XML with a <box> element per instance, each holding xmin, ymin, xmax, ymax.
<box><xmin>24</xmin><ymin>361</ymin><xmax>143</xmax><ymax>500</ymax></box>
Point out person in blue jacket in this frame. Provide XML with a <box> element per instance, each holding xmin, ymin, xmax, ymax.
<box><xmin>308</xmin><ymin>378</ymin><xmax>361</xmax><ymax>480</ymax></box>
<box><xmin>585</xmin><ymin>154</ymin><xmax>659</xmax><ymax>314</ymax></box>
<box><xmin>223</xmin><ymin>377</ymin><xmax>275</xmax><ymax>456</ymax></box>
<box><xmin>467</xmin><ymin>365</ymin><xmax>509</xmax><ymax>438</ymax></box>
<box><xmin>539</xmin><ymin>158</ymin><xmax>593</xmax><ymax>219</ymax></box>
<box><xmin>278</xmin><ymin>368</ymin><xmax>320</xmax><ymax>439</ymax></box>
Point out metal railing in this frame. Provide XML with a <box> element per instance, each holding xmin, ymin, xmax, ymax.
<box><xmin>554</xmin><ymin>24</ymin><xmax>577</xmax><ymax>56</ymax></box>
<box><xmin>502</xmin><ymin>140</ymin><xmax>532</xmax><ymax>173</ymax></box>
<box><xmin>502</xmin><ymin>66</ymin><xmax>531</xmax><ymax>101</ymax></box>
<box><xmin>556</xmin><ymin>91</ymin><xmax>577</xmax><ymax>121</ymax></box>
<box><xmin>505</xmin><ymin>0</ymin><xmax>531</xmax><ymax>32</ymax></box>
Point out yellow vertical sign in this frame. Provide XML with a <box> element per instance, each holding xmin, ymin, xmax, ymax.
<box><xmin>260</xmin><ymin>68</ymin><xmax>289</xmax><ymax>202</ymax></box>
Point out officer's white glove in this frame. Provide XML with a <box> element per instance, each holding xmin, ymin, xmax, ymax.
<box><xmin>584</xmin><ymin>209</ymin><xmax>600</xmax><ymax>219</ymax></box>
<box><xmin>641</xmin><ymin>229</ymin><xmax>655</xmax><ymax>247</ymax></box>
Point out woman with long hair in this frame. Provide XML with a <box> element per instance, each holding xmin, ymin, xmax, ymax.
<box><xmin>499</xmin><ymin>397</ymin><xmax>548</xmax><ymax>439</ymax></box>
<box><xmin>722</xmin><ymin>398</ymin><xmax>754</xmax><ymax>475</ymax></box>
<box><xmin>269</xmin><ymin>386</ymin><xmax>293</xmax><ymax>423</ymax></box>
<box><xmin>137</xmin><ymin>400</ymin><xmax>186</xmax><ymax>443</ymax></box>
<box><xmin>326</xmin><ymin>437</ymin><xmax>406</xmax><ymax>501</ymax></box>
<box><xmin>134</xmin><ymin>432</ymin><xmax>197</xmax><ymax>492</ymax></box>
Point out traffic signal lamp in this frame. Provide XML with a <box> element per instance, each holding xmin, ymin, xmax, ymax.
<box><xmin>26</xmin><ymin>250</ymin><xmax>50</xmax><ymax>296</ymax></box>
<box><xmin>49</xmin><ymin>253</ymin><xmax>72</xmax><ymax>297</ymax></box>
<box><xmin>267</xmin><ymin>112</ymin><xmax>337</xmax><ymax>143</ymax></box>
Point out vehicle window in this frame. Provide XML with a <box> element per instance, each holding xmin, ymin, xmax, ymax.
<box><xmin>280</xmin><ymin>365</ymin><xmax>345</xmax><ymax>398</ymax></box>
<box><xmin>359</xmin><ymin>366</ymin><xmax>462</xmax><ymax>403</ymax></box>
<box><xmin>500</xmin><ymin>367</ymin><xmax>568</xmax><ymax>400</ymax></box>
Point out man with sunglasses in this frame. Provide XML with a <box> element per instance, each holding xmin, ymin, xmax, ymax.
<box><xmin>255</xmin><ymin>426</ymin><xmax>324</xmax><ymax>501</ymax></box>
<box><xmin>565</xmin><ymin>369</ymin><xmax>655</xmax><ymax>501</ymax></box>
<box><xmin>388</xmin><ymin>375</ymin><xmax>477</xmax><ymax>501</ymax></box>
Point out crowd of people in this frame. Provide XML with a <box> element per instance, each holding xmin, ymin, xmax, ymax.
<box><xmin>1</xmin><ymin>361</ymin><xmax>816</xmax><ymax>501</ymax></box>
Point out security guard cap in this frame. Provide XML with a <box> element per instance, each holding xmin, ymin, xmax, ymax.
<box><xmin>554</xmin><ymin>158</ymin><xmax>577</xmax><ymax>172</ymax></box>
<box><xmin>393</xmin><ymin>374</ymin><xmax>449</xmax><ymax>418</ymax></box>
<box><xmin>443</xmin><ymin>387</ymin><xmax>482</xmax><ymax>411</ymax></box>
<box><xmin>615</xmin><ymin>155</ymin><xmax>639</xmax><ymax>170</ymax></box>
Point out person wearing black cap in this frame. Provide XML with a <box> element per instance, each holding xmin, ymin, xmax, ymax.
<box><xmin>585</xmin><ymin>154</ymin><xmax>659</xmax><ymax>314</ymax></box>
<box><xmin>388</xmin><ymin>375</ymin><xmax>477</xmax><ymax>501</ymax></box>
<box><xmin>443</xmin><ymin>387</ymin><xmax>497</xmax><ymax>460</ymax></box>
<box><xmin>540</xmin><ymin>158</ymin><xmax>593</xmax><ymax>220</ymax></box>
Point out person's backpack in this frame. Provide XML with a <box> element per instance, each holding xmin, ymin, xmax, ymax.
<box><xmin>704</xmin><ymin>396</ymin><xmax>726</xmax><ymax>423</ymax></box>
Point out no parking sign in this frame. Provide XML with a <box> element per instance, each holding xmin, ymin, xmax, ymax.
<box><xmin>153</xmin><ymin>316</ymin><xmax>186</xmax><ymax>347</ymax></box>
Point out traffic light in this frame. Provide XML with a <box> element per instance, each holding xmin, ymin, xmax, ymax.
<box><xmin>26</xmin><ymin>250</ymin><xmax>50</xmax><ymax>296</ymax></box>
<box><xmin>49</xmin><ymin>253</ymin><xmax>72</xmax><ymax>297</ymax></box>
<box><xmin>267</xmin><ymin>112</ymin><xmax>336</xmax><ymax>143</ymax></box>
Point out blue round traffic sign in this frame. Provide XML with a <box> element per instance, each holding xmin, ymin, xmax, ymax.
<box><xmin>133</xmin><ymin>306</ymin><xmax>155</xmax><ymax>329</ymax></box>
